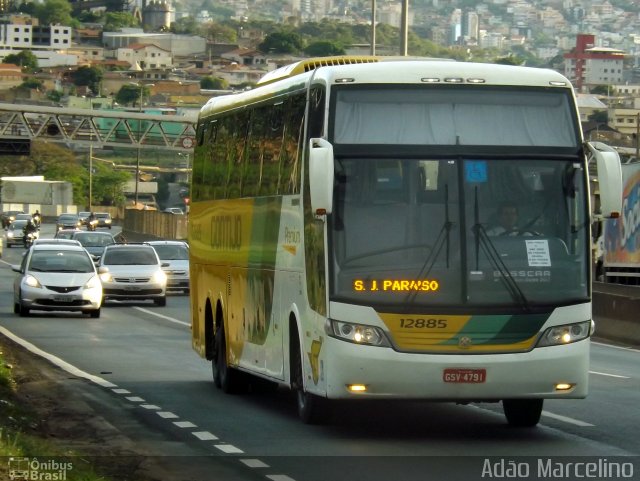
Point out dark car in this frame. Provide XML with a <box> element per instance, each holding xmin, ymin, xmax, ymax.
<box><xmin>4</xmin><ymin>219</ymin><xmax>29</xmax><ymax>247</ymax></box>
<box><xmin>56</xmin><ymin>213</ymin><xmax>82</xmax><ymax>231</ymax></box>
<box><xmin>95</xmin><ymin>212</ymin><xmax>113</xmax><ymax>229</ymax></box>
<box><xmin>1</xmin><ymin>210</ymin><xmax>24</xmax><ymax>229</ymax></box>
<box><xmin>71</xmin><ymin>231</ymin><xmax>116</xmax><ymax>259</ymax></box>
<box><xmin>54</xmin><ymin>229</ymin><xmax>81</xmax><ymax>240</ymax></box>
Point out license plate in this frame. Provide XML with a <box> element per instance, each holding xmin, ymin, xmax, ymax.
<box><xmin>443</xmin><ymin>368</ymin><xmax>486</xmax><ymax>383</ymax></box>
<box><xmin>125</xmin><ymin>285</ymin><xmax>141</xmax><ymax>291</ymax></box>
<box><xmin>53</xmin><ymin>295</ymin><xmax>73</xmax><ymax>302</ymax></box>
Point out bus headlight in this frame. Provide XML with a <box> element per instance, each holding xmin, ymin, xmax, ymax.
<box><xmin>536</xmin><ymin>321</ymin><xmax>592</xmax><ymax>347</ymax></box>
<box><xmin>326</xmin><ymin>320</ymin><xmax>390</xmax><ymax>347</ymax></box>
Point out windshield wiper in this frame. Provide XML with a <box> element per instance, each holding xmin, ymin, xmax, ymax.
<box><xmin>472</xmin><ymin>187</ymin><xmax>530</xmax><ymax>311</ymax></box>
<box><xmin>406</xmin><ymin>184</ymin><xmax>452</xmax><ymax>304</ymax></box>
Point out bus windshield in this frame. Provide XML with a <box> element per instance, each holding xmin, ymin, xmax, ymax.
<box><xmin>329</xmin><ymin>157</ymin><xmax>589</xmax><ymax>308</ymax></box>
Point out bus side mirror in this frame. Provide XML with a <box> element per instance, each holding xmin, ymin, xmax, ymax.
<box><xmin>587</xmin><ymin>142</ymin><xmax>623</xmax><ymax>218</ymax></box>
<box><xmin>309</xmin><ymin>138</ymin><xmax>334</xmax><ymax>215</ymax></box>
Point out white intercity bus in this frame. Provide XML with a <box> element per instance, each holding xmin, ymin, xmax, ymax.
<box><xmin>188</xmin><ymin>56</ymin><xmax>622</xmax><ymax>426</ymax></box>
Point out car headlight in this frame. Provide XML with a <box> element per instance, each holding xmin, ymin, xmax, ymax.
<box><xmin>536</xmin><ymin>321</ymin><xmax>592</xmax><ymax>347</ymax></box>
<box><xmin>326</xmin><ymin>320</ymin><xmax>390</xmax><ymax>347</ymax></box>
<box><xmin>105</xmin><ymin>219</ymin><xmax>112</xmax><ymax>224</ymax></box>
<box><xmin>84</xmin><ymin>275</ymin><xmax>101</xmax><ymax>289</ymax></box>
<box><xmin>7</xmin><ymin>231</ymin><xmax>14</xmax><ymax>238</ymax></box>
<box><xmin>99</xmin><ymin>272</ymin><xmax>113</xmax><ymax>282</ymax></box>
<box><xmin>151</xmin><ymin>270</ymin><xmax>167</xmax><ymax>285</ymax></box>
<box><xmin>24</xmin><ymin>275</ymin><xmax>42</xmax><ymax>288</ymax></box>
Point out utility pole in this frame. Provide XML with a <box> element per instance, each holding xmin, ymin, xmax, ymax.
<box><xmin>371</xmin><ymin>0</ymin><xmax>376</xmax><ymax>55</ymax></box>
<box><xmin>400</xmin><ymin>0</ymin><xmax>409</xmax><ymax>56</ymax></box>
<box><xmin>636</xmin><ymin>112</ymin><xmax>640</xmax><ymax>162</ymax></box>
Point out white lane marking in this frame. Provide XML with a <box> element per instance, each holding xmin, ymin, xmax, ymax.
<box><xmin>266</xmin><ymin>476</ymin><xmax>297</xmax><ymax>481</ymax></box>
<box><xmin>157</xmin><ymin>411</ymin><xmax>179</xmax><ymax>419</ymax></box>
<box><xmin>141</xmin><ymin>404</ymin><xmax>161</xmax><ymax>410</ymax></box>
<box><xmin>240</xmin><ymin>459</ymin><xmax>269</xmax><ymax>468</ymax></box>
<box><xmin>214</xmin><ymin>444</ymin><xmax>243</xmax><ymax>454</ymax></box>
<box><xmin>125</xmin><ymin>396</ymin><xmax>145</xmax><ymax>402</ymax></box>
<box><xmin>590</xmin><ymin>370</ymin><xmax>630</xmax><ymax>379</ymax></box>
<box><xmin>591</xmin><ymin>340</ymin><xmax>640</xmax><ymax>353</ymax></box>
<box><xmin>133</xmin><ymin>306</ymin><xmax>190</xmax><ymax>327</ymax></box>
<box><xmin>174</xmin><ymin>421</ymin><xmax>197</xmax><ymax>428</ymax></box>
<box><xmin>0</xmin><ymin>325</ymin><xmax>117</xmax><ymax>388</ymax></box>
<box><xmin>541</xmin><ymin>411</ymin><xmax>594</xmax><ymax>427</ymax></box>
<box><xmin>192</xmin><ymin>431</ymin><xmax>218</xmax><ymax>441</ymax></box>
<box><xmin>112</xmin><ymin>388</ymin><xmax>131</xmax><ymax>394</ymax></box>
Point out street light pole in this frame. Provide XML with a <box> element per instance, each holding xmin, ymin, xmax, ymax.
<box><xmin>89</xmin><ymin>99</ymin><xmax>93</xmax><ymax>211</ymax></box>
<box><xmin>134</xmin><ymin>85</ymin><xmax>143</xmax><ymax>208</ymax></box>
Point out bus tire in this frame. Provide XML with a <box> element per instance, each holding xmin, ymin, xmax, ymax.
<box><xmin>212</xmin><ymin>324</ymin><xmax>246</xmax><ymax>394</ymax></box>
<box><xmin>503</xmin><ymin>399</ymin><xmax>543</xmax><ymax>427</ymax></box>
<box><xmin>291</xmin><ymin>333</ymin><xmax>328</xmax><ymax>424</ymax></box>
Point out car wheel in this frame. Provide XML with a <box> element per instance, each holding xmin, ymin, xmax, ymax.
<box><xmin>13</xmin><ymin>302</ymin><xmax>19</xmax><ymax>314</ymax></box>
<box><xmin>18</xmin><ymin>303</ymin><xmax>30</xmax><ymax>317</ymax></box>
<box><xmin>154</xmin><ymin>297</ymin><xmax>166</xmax><ymax>307</ymax></box>
<box><xmin>503</xmin><ymin>399</ymin><xmax>543</xmax><ymax>427</ymax></box>
<box><xmin>212</xmin><ymin>323</ymin><xmax>247</xmax><ymax>394</ymax></box>
<box><xmin>89</xmin><ymin>309</ymin><xmax>101</xmax><ymax>318</ymax></box>
<box><xmin>291</xmin><ymin>329</ymin><xmax>328</xmax><ymax>424</ymax></box>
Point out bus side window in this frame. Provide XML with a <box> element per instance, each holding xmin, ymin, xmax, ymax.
<box><xmin>307</xmin><ymin>88</ymin><xmax>325</xmax><ymax>139</ymax></box>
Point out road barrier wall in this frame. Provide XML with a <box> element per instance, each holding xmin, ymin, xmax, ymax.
<box><xmin>592</xmin><ymin>283</ymin><xmax>640</xmax><ymax>347</ymax></box>
<box><xmin>122</xmin><ymin>209</ymin><xmax>187</xmax><ymax>242</ymax></box>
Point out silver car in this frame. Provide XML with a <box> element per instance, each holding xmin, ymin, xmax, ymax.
<box><xmin>98</xmin><ymin>244</ymin><xmax>167</xmax><ymax>306</ymax></box>
<box><xmin>145</xmin><ymin>240</ymin><xmax>189</xmax><ymax>294</ymax></box>
<box><xmin>12</xmin><ymin>244</ymin><xmax>103</xmax><ymax>317</ymax></box>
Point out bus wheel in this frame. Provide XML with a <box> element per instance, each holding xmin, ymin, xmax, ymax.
<box><xmin>291</xmin><ymin>336</ymin><xmax>327</xmax><ymax>424</ymax></box>
<box><xmin>212</xmin><ymin>324</ymin><xmax>246</xmax><ymax>394</ymax></box>
<box><xmin>503</xmin><ymin>399</ymin><xmax>543</xmax><ymax>427</ymax></box>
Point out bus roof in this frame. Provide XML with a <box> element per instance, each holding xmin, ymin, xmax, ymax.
<box><xmin>199</xmin><ymin>57</ymin><xmax>573</xmax><ymax>120</ymax></box>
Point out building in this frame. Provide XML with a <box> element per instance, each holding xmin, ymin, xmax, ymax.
<box><xmin>0</xmin><ymin>21</ymin><xmax>75</xmax><ymax>67</ymax></box>
<box><xmin>116</xmin><ymin>43</ymin><xmax>173</xmax><ymax>70</ymax></box>
<box><xmin>564</xmin><ymin>33</ymin><xmax>626</xmax><ymax>91</ymax></box>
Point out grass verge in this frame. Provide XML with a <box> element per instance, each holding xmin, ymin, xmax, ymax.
<box><xmin>0</xmin><ymin>345</ymin><xmax>112</xmax><ymax>480</ymax></box>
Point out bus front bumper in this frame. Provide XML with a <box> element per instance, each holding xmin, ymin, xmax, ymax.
<box><xmin>321</xmin><ymin>336</ymin><xmax>590</xmax><ymax>400</ymax></box>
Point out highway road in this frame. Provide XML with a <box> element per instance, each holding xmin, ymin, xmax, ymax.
<box><xmin>0</xmin><ymin>224</ymin><xmax>638</xmax><ymax>481</ymax></box>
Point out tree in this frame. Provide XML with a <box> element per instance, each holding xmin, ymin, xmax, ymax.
<box><xmin>202</xmin><ymin>22</ymin><xmax>237</xmax><ymax>43</ymax></box>
<box><xmin>20</xmin><ymin>78</ymin><xmax>43</xmax><ymax>90</ymax></box>
<box><xmin>71</xmin><ymin>66</ymin><xmax>104</xmax><ymax>95</ymax></box>
<box><xmin>304</xmin><ymin>41</ymin><xmax>345</xmax><ymax>57</ymax></box>
<box><xmin>115</xmin><ymin>84</ymin><xmax>150</xmax><ymax>107</ymax></box>
<box><xmin>200</xmin><ymin>76</ymin><xmax>228</xmax><ymax>89</ymax></box>
<box><xmin>36</xmin><ymin>0</ymin><xmax>75</xmax><ymax>27</ymax></box>
<box><xmin>89</xmin><ymin>163</ymin><xmax>130</xmax><ymax>206</ymax></box>
<box><xmin>104</xmin><ymin>12</ymin><xmax>139</xmax><ymax>32</ymax></box>
<box><xmin>590</xmin><ymin>85</ymin><xmax>611</xmax><ymax>96</ymax></box>
<box><xmin>258</xmin><ymin>31</ymin><xmax>304</xmax><ymax>54</ymax></box>
<box><xmin>4</xmin><ymin>51</ymin><xmax>38</xmax><ymax>70</ymax></box>
<box><xmin>171</xmin><ymin>16</ymin><xmax>200</xmax><ymax>35</ymax></box>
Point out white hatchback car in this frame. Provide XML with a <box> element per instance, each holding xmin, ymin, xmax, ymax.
<box><xmin>145</xmin><ymin>240</ymin><xmax>189</xmax><ymax>294</ymax></box>
<box><xmin>98</xmin><ymin>244</ymin><xmax>168</xmax><ymax>306</ymax></box>
<box><xmin>12</xmin><ymin>243</ymin><xmax>102</xmax><ymax>317</ymax></box>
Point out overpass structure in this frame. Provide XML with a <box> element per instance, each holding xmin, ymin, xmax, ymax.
<box><xmin>0</xmin><ymin>103</ymin><xmax>198</xmax><ymax>155</ymax></box>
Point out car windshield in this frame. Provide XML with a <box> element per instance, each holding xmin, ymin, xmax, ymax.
<box><xmin>151</xmin><ymin>244</ymin><xmax>189</xmax><ymax>260</ymax></box>
<box><xmin>102</xmin><ymin>248</ymin><xmax>158</xmax><ymax>265</ymax></box>
<box><xmin>10</xmin><ymin>220</ymin><xmax>28</xmax><ymax>230</ymax></box>
<box><xmin>96</xmin><ymin>214</ymin><xmax>110</xmax><ymax>219</ymax></box>
<box><xmin>59</xmin><ymin>215</ymin><xmax>78</xmax><ymax>221</ymax></box>
<box><xmin>29</xmin><ymin>251</ymin><xmax>94</xmax><ymax>273</ymax></box>
<box><xmin>74</xmin><ymin>233</ymin><xmax>115</xmax><ymax>247</ymax></box>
